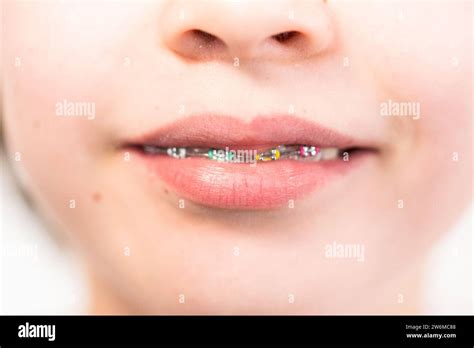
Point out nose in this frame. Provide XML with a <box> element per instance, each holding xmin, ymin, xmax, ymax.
<box><xmin>159</xmin><ymin>0</ymin><xmax>334</xmax><ymax>63</ymax></box>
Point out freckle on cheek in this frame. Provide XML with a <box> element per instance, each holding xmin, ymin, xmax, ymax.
<box><xmin>92</xmin><ymin>192</ymin><xmax>102</xmax><ymax>202</ymax></box>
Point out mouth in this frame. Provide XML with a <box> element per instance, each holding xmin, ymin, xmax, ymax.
<box><xmin>123</xmin><ymin>115</ymin><xmax>378</xmax><ymax>210</ymax></box>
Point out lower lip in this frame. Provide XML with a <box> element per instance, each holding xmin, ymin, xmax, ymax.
<box><xmin>132</xmin><ymin>150</ymin><xmax>369</xmax><ymax>210</ymax></box>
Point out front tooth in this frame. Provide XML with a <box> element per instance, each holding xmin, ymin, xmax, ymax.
<box><xmin>320</xmin><ymin>147</ymin><xmax>339</xmax><ymax>160</ymax></box>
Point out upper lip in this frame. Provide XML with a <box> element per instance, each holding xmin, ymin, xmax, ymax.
<box><xmin>125</xmin><ymin>114</ymin><xmax>377</xmax><ymax>151</ymax></box>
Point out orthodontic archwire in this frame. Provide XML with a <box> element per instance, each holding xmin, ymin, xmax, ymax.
<box><xmin>143</xmin><ymin>145</ymin><xmax>341</xmax><ymax>162</ymax></box>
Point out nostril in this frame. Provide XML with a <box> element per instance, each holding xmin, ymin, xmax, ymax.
<box><xmin>272</xmin><ymin>31</ymin><xmax>301</xmax><ymax>44</ymax></box>
<box><xmin>170</xmin><ymin>29</ymin><xmax>227</xmax><ymax>61</ymax></box>
<box><xmin>187</xmin><ymin>29</ymin><xmax>225</xmax><ymax>50</ymax></box>
<box><xmin>266</xmin><ymin>30</ymin><xmax>312</xmax><ymax>58</ymax></box>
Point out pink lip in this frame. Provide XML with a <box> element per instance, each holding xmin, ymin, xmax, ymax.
<box><xmin>126</xmin><ymin>115</ymin><xmax>377</xmax><ymax>210</ymax></box>
<box><xmin>131</xmin><ymin>115</ymin><xmax>372</xmax><ymax>149</ymax></box>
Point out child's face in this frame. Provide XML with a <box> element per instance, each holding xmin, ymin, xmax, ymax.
<box><xmin>2</xmin><ymin>0</ymin><xmax>472</xmax><ymax>313</ymax></box>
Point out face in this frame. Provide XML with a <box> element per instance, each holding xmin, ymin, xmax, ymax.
<box><xmin>2</xmin><ymin>0</ymin><xmax>472</xmax><ymax>314</ymax></box>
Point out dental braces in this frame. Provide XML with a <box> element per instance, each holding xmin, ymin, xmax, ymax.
<box><xmin>142</xmin><ymin>145</ymin><xmax>340</xmax><ymax>162</ymax></box>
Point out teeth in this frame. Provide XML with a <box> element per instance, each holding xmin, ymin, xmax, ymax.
<box><xmin>142</xmin><ymin>145</ymin><xmax>342</xmax><ymax>162</ymax></box>
<box><xmin>320</xmin><ymin>148</ymin><xmax>339</xmax><ymax>160</ymax></box>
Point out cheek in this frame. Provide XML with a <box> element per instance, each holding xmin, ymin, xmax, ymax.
<box><xmin>336</xmin><ymin>1</ymin><xmax>471</xmax><ymax>159</ymax></box>
<box><xmin>336</xmin><ymin>1</ymin><xmax>471</xmax><ymax>98</ymax></box>
<box><xmin>1</xmin><ymin>3</ymin><xmax>141</xmax><ymax>199</ymax></box>
<box><xmin>2</xmin><ymin>1</ymin><xmax>159</xmax><ymax>156</ymax></box>
<box><xmin>332</xmin><ymin>2</ymin><xmax>472</xmax><ymax>240</ymax></box>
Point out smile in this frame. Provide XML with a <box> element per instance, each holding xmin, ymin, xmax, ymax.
<box><xmin>124</xmin><ymin>115</ymin><xmax>378</xmax><ymax>210</ymax></box>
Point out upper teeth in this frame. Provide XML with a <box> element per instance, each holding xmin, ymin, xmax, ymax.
<box><xmin>142</xmin><ymin>145</ymin><xmax>341</xmax><ymax>162</ymax></box>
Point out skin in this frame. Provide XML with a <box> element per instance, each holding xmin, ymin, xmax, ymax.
<box><xmin>1</xmin><ymin>0</ymin><xmax>472</xmax><ymax>314</ymax></box>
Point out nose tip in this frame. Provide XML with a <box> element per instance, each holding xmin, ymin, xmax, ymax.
<box><xmin>159</xmin><ymin>0</ymin><xmax>334</xmax><ymax>62</ymax></box>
